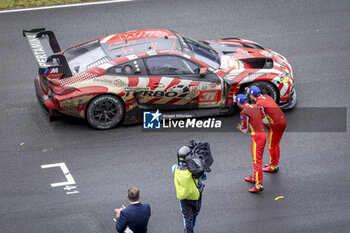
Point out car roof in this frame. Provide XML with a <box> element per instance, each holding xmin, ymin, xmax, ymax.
<box><xmin>99</xmin><ymin>29</ymin><xmax>182</xmax><ymax>59</ymax></box>
<box><xmin>100</xmin><ymin>29</ymin><xmax>175</xmax><ymax>44</ymax></box>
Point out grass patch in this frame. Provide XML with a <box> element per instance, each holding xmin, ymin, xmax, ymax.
<box><xmin>0</xmin><ymin>0</ymin><xmax>105</xmax><ymax>10</ymax></box>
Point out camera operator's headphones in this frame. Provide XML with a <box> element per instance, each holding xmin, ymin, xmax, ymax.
<box><xmin>177</xmin><ymin>146</ymin><xmax>191</xmax><ymax>163</ymax></box>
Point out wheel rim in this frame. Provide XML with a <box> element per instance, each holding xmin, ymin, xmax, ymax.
<box><xmin>260</xmin><ymin>86</ymin><xmax>275</xmax><ymax>100</ymax></box>
<box><xmin>92</xmin><ymin>100</ymin><xmax>119</xmax><ymax>123</ymax></box>
<box><xmin>261</xmin><ymin>86</ymin><xmax>272</xmax><ymax>96</ymax></box>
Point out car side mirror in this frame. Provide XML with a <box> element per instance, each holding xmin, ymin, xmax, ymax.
<box><xmin>199</xmin><ymin>67</ymin><xmax>208</xmax><ymax>78</ymax></box>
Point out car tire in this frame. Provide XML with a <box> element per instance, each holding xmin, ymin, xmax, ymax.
<box><xmin>247</xmin><ymin>81</ymin><xmax>279</xmax><ymax>103</ymax></box>
<box><xmin>86</xmin><ymin>95</ymin><xmax>124</xmax><ymax>130</ymax></box>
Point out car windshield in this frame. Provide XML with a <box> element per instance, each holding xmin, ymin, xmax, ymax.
<box><xmin>182</xmin><ymin>36</ymin><xmax>220</xmax><ymax>69</ymax></box>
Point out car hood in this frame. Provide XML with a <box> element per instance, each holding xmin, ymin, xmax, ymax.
<box><xmin>203</xmin><ymin>39</ymin><xmax>292</xmax><ymax>82</ymax></box>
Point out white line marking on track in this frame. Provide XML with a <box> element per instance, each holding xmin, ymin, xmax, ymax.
<box><xmin>41</xmin><ymin>162</ymin><xmax>79</xmax><ymax>195</ymax></box>
<box><xmin>0</xmin><ymin>0</ymin><xmax>135</xmax><ymax>14</ymax></box>
<box><xmin>66</xmin><ymin>190</ymin><xmax>80</xmax><ymax>195</ymax></box>
<box><xmin>41</xmin><ymin>162</ymin><xmax>76</xmax><ymax>187</ymax></box>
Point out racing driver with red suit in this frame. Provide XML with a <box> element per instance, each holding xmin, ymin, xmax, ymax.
<box><xmin>247</xmin><ymin>86</ymin><xmax>287</xmax><ymax>173</ymax></box>
<box><xmin>234</xmin><ymin>94</ymin><xmax>268</xmax><ymax>193</ymax></box>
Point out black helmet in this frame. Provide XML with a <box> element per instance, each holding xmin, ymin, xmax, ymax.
<box><xmin>177</xmin><ymin>146</ymin><xmax>191</xmax><ymax>163</ymax></box>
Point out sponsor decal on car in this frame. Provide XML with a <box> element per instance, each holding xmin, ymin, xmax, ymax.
<box><xmin>61</xmin><ymin>104</ymin><xmax>77</xmax><ymax>112</ymax></box>
<box><xmin>124</xmin><ymin>87</ymin><xmax>150</xmax><ymax>91</ymax></box>
<box><xmin>189</xmin><ymin>80</ymin><xmax>200</xmax><ymax>86</ymax></box>
<box><xmin>44</xmin><ymin>68</ymin><xmax>59</xmax><ymax>74</ymax></box>
<box><xmin>26</xmin><ymin>35</ymin><xmax>48</xmax><ymax>67</ymax></box>
<box><xmin>113</xmin><ymin>79</ymin><xmax>125</xmax><ymax>87</ymax></box>
<box><xmin>125</xmin><ymin>90</ymin><xmax>188</xmax><ymax>98</ymax></box>
<box><xmin>43</xmin><ymin>68</ymin><xmax>63</xmax><ymax>79</ymax></box>
<box><xmin>189</xmin><ymin>86</ymin><xmax>200</xmax><ymax>96</ymax></box>
<box><xmin>209</xmin><ymin>82</ymin><xmax>218</xmax><ymax>88</ymax></box>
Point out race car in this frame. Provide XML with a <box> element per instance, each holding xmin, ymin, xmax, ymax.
<box><xmin>23</xmin><ymin>28</ymin><xmax>296</xmax><ymax>129</ymax></box>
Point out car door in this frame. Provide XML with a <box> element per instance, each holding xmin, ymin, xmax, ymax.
<box><xmin>196</xmin><ymin>77</ymin><xmax>222</xmax><ymax>108</ymax></box>
<box><xmin>103</xmin><ymin>58</ymin><xmax>150</xmax><ymax>103</ymax></box>
<box><xmin>142</xmin><ymin>55</ymin><xmax>222</xmax><ymax>110</ymax></box>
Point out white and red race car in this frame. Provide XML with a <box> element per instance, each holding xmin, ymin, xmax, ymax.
<box><xmin>24</xmin><ymin>28</ymin><xmax>296</xmax><ymax>129</ymax></box>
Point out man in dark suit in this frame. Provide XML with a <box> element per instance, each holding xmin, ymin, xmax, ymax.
<box><xmin>115</xmin><ymin>187</ymin><xmax>151</xmax><ymax>233</ymax></box>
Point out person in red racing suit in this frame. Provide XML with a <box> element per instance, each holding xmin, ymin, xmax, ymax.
<box><xmin>247</xmin><ymin>86</ymin><xmax>287</xmax><ymax>173</ymax></box>
<box><xmin>234</xmin><ymin>94</ymin><xmax>268</xmax><ymax>193</ymax></box>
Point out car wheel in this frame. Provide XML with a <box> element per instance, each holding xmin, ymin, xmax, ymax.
<box><xmin>86</xmin><ymin>95</ymin><xmax>124</xmax><ymax>130</ymax></box>
<box><xmin>248</xmin><ymin>81</ymin><xmax>278</xmax><ymax>103</ymax></box>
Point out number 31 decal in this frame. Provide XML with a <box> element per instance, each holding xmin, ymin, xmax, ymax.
<box><xmin>199</xmin><ymin>90</ymin><xmax>219</xmax><ymax>103</ymax></box>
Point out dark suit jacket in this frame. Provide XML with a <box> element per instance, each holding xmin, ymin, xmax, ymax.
<box><xmin>116</xmin><ymin>203</ymin><xmax>151</xmax><ymax>233</ymax></box>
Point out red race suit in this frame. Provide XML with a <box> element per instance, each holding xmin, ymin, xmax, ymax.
<box><xmin>239</xmin><ymin>103</ymin><xmax>267</xmax><ymax>187</ymax></box>
<box><xmin>256</xmin><ymin>95</ymin><xmax>287</xmax><ymax>167</ymax></box>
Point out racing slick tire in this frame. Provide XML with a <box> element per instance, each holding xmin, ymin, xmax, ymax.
<box><xmin>248</xmin><ymin>81</ymin><xmax>279</xmax><ymax>103</ymax></box>
<box><xmin>86</xmin><ymin>95</ymin><xmax>125</xmax><ymax>130</ymax></box>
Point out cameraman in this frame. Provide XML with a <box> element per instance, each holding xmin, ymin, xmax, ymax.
<box><xmin>172</xmin><ymin>146</ymin><xmax>208</xmax><ymax>233</ymax></box>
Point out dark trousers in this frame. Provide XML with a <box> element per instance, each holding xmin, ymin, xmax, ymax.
<box><xmin>179</xmin><ymin>194</ymin><xmax>202</xmax><ymax>233</ymax></box>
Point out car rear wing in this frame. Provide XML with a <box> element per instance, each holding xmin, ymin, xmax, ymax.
<box><xmin>23</xmin><ymin>28</ymin><xmax>72</xmax><ymax>79</ymax></box>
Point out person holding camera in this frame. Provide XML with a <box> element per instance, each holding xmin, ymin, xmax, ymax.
<box><xmin>115</xmin><ymin>187</ymin><xmax>151</xmax><ymax>233</ymax></box>
<box><xmin>172</xmin><ymin>145</ymin><xmax>208</xmax><ymax>233</ymax></box>
<box><xmin>234</xmin><ymin>94</ymin><xmax>267</xmax><ymax>193</ymax></box>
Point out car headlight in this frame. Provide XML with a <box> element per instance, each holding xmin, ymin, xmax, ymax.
<box><xmin>280</xmin><ymin>73</ymin><xmax>290</xmax><ymax>83</ymax></box>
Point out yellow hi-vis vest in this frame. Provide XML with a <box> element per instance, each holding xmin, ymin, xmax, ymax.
<box><xmin>174</xmin><ymin>166</ymin><xmax>200</xmax><ymax>200</ymax></box>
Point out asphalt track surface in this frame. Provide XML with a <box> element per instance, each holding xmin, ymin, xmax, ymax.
<box><xmin>1</xmin><ymin>0</ymin><xmax>350</xmax><ymax>232</ymax></box>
